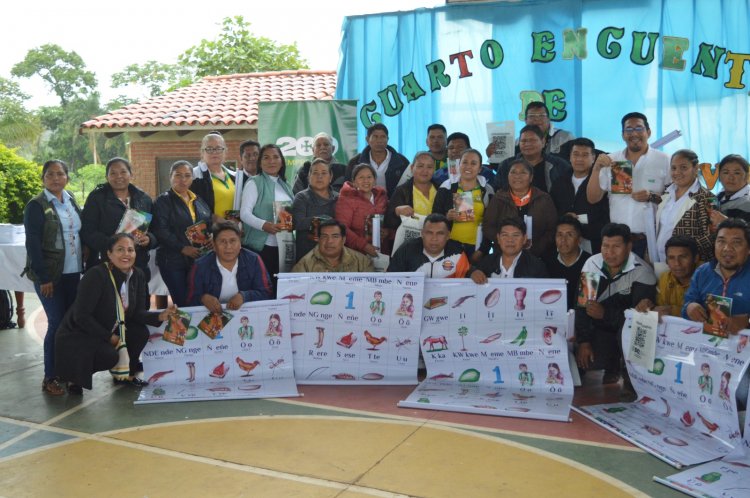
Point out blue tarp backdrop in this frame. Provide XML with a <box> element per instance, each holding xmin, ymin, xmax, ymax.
<box><xmin>336</xmin><ymin>0</ymin><xmax>749</xmax><ymax>164</ymax></box>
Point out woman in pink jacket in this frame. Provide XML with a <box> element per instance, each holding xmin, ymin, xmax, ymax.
<box><xmin>335</xmin><ymin>163</ymin><xmax>389</xmax><ymax>256</ymax></box>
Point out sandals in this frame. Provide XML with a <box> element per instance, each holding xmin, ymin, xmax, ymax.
<box><xmin>42</xmin><ymin>378</ymin><xmax>65</xmax><ymax>396</ymax></box>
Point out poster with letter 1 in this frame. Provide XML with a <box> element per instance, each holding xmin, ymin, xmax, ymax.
<box><xmin>398</xmin><ymin>279</ymin><xmax>573</xmax><ymax>422</ymax></box>
<box><xmin>574</xmin><ymin>313</ymin><xmax>750</xmax><ymax>468</ymax></box>
<box><xmin>135</xmin><ymin>300</ymin><xmax>299</xmax><ymax>404</ymax></box>
<box><xmin>277</xmin><ymin>272</ymin><xmax>424</xmax><ymax>385</ymax></box>
<box><xmin>655</xmin><ymin>363</ymin><xmax>750</xmax><ymax>498</ymax></box>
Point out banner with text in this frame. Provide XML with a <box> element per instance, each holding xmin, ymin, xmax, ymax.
<box><xmin>398</xmin><ymin>278</ymin><xmax>572</xmax><ymax>422</ymax></box>
<box><xmin>575</xmin><ymin>313</ymin><xmax>750</xmax><ymax>468</ymax></box>
<box><xmin>277</xmin><ymin>272</ymin><xmax>424</xmax><ymax>385</ymax></box>
<box><xmin>338</xmin><ymin>1</ymin><xmax>750</xmax><ymax>166</ymax></box>
<box><xmin>258</xmin><ymin>100</ymin><xmax>359</xmax><ymax>184</ymax></box>
<box><xmin>135</xmin><ymin>300</ymin><xmax>299</xmax><ymax>404</ymax></box>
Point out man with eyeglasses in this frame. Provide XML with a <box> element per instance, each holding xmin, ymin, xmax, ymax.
<box><xmin>549</xmin><ymin>137</ymin><xmax>610</xmax><ymax>254</ymax></box>
<box><xmin>292</xmin><ymin>133</ymin><xmax>347</xmax><ymax>195</ymax></box>
<box><xmin>292</xmin><ymin>219</ymin><xmax>374</xmax><ymax>272</ymax></box>
<box><xmin>470</xmin><ymin>217</ymin><xmax>548</xmax><ymax>283</ymax></box>
<box><xmin>586</xmin><ymin>112</ymin><xmax>670</xmax><ymax>261</ymax></box>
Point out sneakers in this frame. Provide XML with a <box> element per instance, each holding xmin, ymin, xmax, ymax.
<box><xmin>42</xmin><ymin>378</ymin><xmax>65</xmax><ymax>396</ymax></box>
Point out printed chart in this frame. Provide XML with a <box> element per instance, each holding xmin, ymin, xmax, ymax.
<box><xmin>575</xmin><ymin>313</ymin><xmax>750</xmax><ymax>468</ymax></box>
<box><xmin>399</xmin><ymin>278</ymin><xmax>573</xmax><ymax>421</ymax></box>
<box><xmin>277</xmin><ymin>272</ymin><xmax>425</xmax><ymax>385</ymax></box>
<box><xmin>136</xmin><ymin>300</ymin><xmax>298</xmax><ymax>404</ymax></box>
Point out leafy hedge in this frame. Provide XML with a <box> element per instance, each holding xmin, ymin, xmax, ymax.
<box><xmin>0</xmin><ymin>143</ymin><xmax>42</xmax><ymax>223</ymax></box>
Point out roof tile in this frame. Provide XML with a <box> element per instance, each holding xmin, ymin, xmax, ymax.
<box><xmin>81</xmin><ymin>70</ymin><xmax>337</xmax><ymax>130</ymax></box>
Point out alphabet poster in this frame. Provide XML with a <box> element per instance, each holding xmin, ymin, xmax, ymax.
<box><xmin>136</xmin><ymin>300</ymin><xmax>299</xmax><ymax>404</ymax></box>
<box><xmin>277</xmin><ymin>272</ymin><xmax>425</xmax><ymax>385</ymax></box>
<box><xmin>656</xmin><ymin>390</ymin><xmax>750</xmax><ymax>498</ymax></box>
<box><xmin>575</xmin><ymin>313</ymin><xmax>750</xmax><ymax>468</ymax></box>
<box><xmin>398</xmin><ymin>278</ymin><xmax>573</xmax><ymax>422</ymax></box>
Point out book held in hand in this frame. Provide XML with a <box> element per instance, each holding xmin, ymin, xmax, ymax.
<box><xmin>610</xmin><ymin>161</ymin><xmax>633</xmax><ymax>194</ymax></box>
<box><xmin>162</xmin><ymin>310</ymin><xmax>191</xmax><ymax>346</ymax></box>
<box><xmin>185</xmin><ymin>220</ymin><xmax>212</xmax><ymax>255</ymax></box>
<box><xmin>704</xmin><ymin>294</ymin><xmax>732</xmax><ymax>339</ymax></box>
<box><xmin>273</xmin><ymin>201</ymin><xmax>293</xmax><ymax>231</ymax></box>
<box><xmin>454</xmin><ymin>191</ymin><xmax>475</xmax><ymax>222</ymax></box>
<box><xmin>117</xmin><ymin>209</ymin><xmax>152</xmax><ymax>237</ymax></box>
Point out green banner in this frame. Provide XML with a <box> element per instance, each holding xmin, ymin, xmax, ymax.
<box><xmin>258</xmin><ymin>100</ymin><xmax>359</xmax><ymax>184</ymax></box>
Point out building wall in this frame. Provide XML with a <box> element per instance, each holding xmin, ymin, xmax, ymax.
<box><xmin>126</xmin><ymin>130</ymin><xmax>257</xmax><ymax>197</ymax></box>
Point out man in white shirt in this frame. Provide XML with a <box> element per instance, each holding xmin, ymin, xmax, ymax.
<box><xmin>586</xmin><ymin>112</ymin><xmax>670</xmax><ymax>261</ymax></box>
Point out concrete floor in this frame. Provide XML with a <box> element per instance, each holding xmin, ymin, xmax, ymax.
<box><xmin>0</xmin><ymin>293</ymin><xmax>687</xmax><ymax>497</ymax></box>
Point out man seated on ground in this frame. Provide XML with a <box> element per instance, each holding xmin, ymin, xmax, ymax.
<box><xmin>292</xmin><ymin>219</ymin><xmax>374</xmax><ymax>272</ymax></box>
<box><xmin>683</xmin><ymin>218</ymin><xmax>750</xmax><ymax>407</ymax></box>
<box><xmin>545</xmin><ymin>215</ymin><xmax>591</xmax><ymax>311</ymax></box>
<box><xmin>470</xmin><ymin>217</ymin><xmax>548</xmax><ymax>283</ymax></box>
<box><xmin>188</xmin><ymin>222</ymin><xmax>273</xmax><ymax>311</ymax></box>
<box><xmin>635</xmin><ymin>235</ymin><xmax>699</xmax><ymax>317</ymax></box>
<box><xmin>576</xmin><ymin>223</ymin><xmax>656</xmax><ymax>398</ymax></box>
<box><xmin>388</xmin><ymin>213</ymin><xmax>470</xmax><ymax>277</ymax></box>
<box><xmin>292</xmin><ymin>132</ymin><xmax>347</xmax><ymax>194</ymax></box>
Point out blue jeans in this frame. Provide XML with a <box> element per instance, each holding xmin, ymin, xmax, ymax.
<box><xmin>160</xmin><ymin>267</ymin><xmax>190</xmax><ymax>306</ymax></box>
<box><xmin>35</xmin><ymin>273</ymin><xmax>80</xmax><ymax>379</ymax></box>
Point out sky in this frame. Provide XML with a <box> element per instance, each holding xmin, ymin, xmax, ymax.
<box><xmin>2</xmin><ymin>0</ymin><xmax>440</xmax><ymax>109</ymax></box>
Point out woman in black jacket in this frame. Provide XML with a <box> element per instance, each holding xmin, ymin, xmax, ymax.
<box><xmin>384</xmin><ymin>151</ymin><xmax>439</xmax><ymax>232</ymax></box>
<box><xmin>55</xmin><ymin>234</ymin><xmax>174</xmax><ymax>392</ymax></box>
<box><xmin>151</xmin><ymin>161</ymin><xmax>213</xmax><ymax>306</ymax></box>
<box><xmin>80</xmin><ymin>157</ymin><xmax>156</xmax><ymax>280</ymax></box>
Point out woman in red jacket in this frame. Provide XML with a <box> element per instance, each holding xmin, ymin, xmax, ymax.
<box><xmin>335</xmin><ymin>164</ymin><xmax>389</xmax><ymax>257</ymax></box>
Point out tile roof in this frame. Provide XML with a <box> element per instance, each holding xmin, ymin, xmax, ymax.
<box><xmin>81</xmin><ymin>70</ymin><xmax>337</xmax><ymax>131</ymax></box>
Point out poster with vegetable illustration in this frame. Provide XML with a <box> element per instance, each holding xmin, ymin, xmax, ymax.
<box><xmin>136</xmin><ymin>300</ymin><xmax>298</xmax><ymax>404</ymax></box>
<box><xmin>277</xmin><ymin>272</ymin><xmax>425</xmax><ymax>385</ymax></box>
<box><xmin>575</xmin><ymin>313</ymin><xmax>750</xmax><ymax>468</ymax></box>
<box><xmin>399</xmin><ymin>279</ymin><xmax>572</xmax><ymax>421</ymax></box>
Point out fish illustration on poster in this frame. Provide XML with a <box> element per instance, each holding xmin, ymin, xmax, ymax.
<box><xmin>277</xmin><ymin>272</ymin><xmax>424</xmax><ymax>385</ymax></box>
<box><xmin>136</xmin><ymin>300</ymin><xmax>299</xmax><ymax>404</ymax></box>
<box><xmin>399</xmin><ymin>278</ymin><xmax>572</xmax><ymax>422</ymax></box>
<box><xmin>575</xmin><ymin>313</ymin><xmax>750</xmax><ymax>469</ymax></box>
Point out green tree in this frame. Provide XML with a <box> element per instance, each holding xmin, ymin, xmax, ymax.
<box><xmin>112</xmin><ymin>16</ymin><xmax>308</xmax><ymax>97</ymax></box>
<box><xmin>11</xmin><ymin>44</ymin><xmax>97</xmax><ymax>106</ymax></box>
<box><xmin>0</xmin><ymin>77</ymin><xmax>42</xmax><ymax>158</ymax></box>
<box><xmin>68</xmin><ymin>163</ymin><xmax>106</xmax><ymax>205</ymax></box>
<box><xmin>0</xmin><ymin>143</ymin><xmax>42</xmax><ymax>223</ymax></box>
<box><xmin>181</xmin><ymin>16</ymin><xmax>308</xmax><ymax>77</ymax></box>
<box><xmin>111</xmin><ymin>61</ymin><xmax>193</xmax><ymax>97</ymax></box>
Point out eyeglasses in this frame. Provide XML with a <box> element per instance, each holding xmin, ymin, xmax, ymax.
<box><xmin>526</xmin><ymin>113</ymin><xmax>548</xmax><ymax>120</ymax></box>
<box><xmin>623</xmin><ymin>126</ymin><xmax>646</xmax><ymax>134</ymax></box>
<box><xmin>203</xmin><ymin>147</ymin><xmax>226</xmax><ymax>154</ymax></box>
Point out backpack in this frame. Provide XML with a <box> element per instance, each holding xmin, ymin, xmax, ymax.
<box><xmin>0</xmin><ymin>290</ymin><xmax>16</xmax><ymax>330</ymax></box>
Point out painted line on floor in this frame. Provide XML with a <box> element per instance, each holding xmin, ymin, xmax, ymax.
<box><xmin>0</xmin><ymin>387</ymin><xmax>120</xmax><ymax>453</ymax></box>
<box><xmin>0</xmin><ymin>414</ymin><xmax>645</xmax><ymax>497</ymax></box>
<box><xmin>24</xmin><ymin>306</ymin><xmax>44</xmax><ymax>346</ymax></box>
<box><xmin>268</xmin><ymin>397</ymin><xmax>642</xmax><ymax>452</ymax></box>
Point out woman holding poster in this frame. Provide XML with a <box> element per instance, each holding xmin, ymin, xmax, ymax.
<box><xmin>152</xmin><ymin>160</ymin><xmax>213</xmax><ymax>306</ymax></box>
<box><xmin>80</xmin><ymin>157</ymin><xmax>156</xmax><ymax>280</ymax></box>
<box><xmin>55</xmin><ymin>234</ymin><xmax>175</xmax><ymax>393</ymax></box>
<box><xmin>335</xmin><ymin>164</ymin><xmax>389</xmax><ymax>257</ymax></box>
<box><xmin>240</xmin><ymin>144</ymin><xmax>294</xmax><ymax>289</ymax></box>
<box><xmin>432</xmin><ymin>149</ymin><xmax>494</xmax><ymax>262</ymax></box>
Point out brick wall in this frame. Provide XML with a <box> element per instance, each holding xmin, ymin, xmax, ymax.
<box><xmin>129</xmin><ymin>136</ymin><xmax>247</xmax><ymax>197</ymax></box>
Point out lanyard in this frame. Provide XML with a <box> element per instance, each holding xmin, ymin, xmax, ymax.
<box><xmin>107</xmin><ymin>264</ymin><xmax>127</xmax><ymax>344</ymax></box>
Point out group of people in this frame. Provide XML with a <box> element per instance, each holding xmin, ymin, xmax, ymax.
<box><xmin>24</xmin><ymin>105</ymin><xmax>750</xmax><ymax>403</ymax></box>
